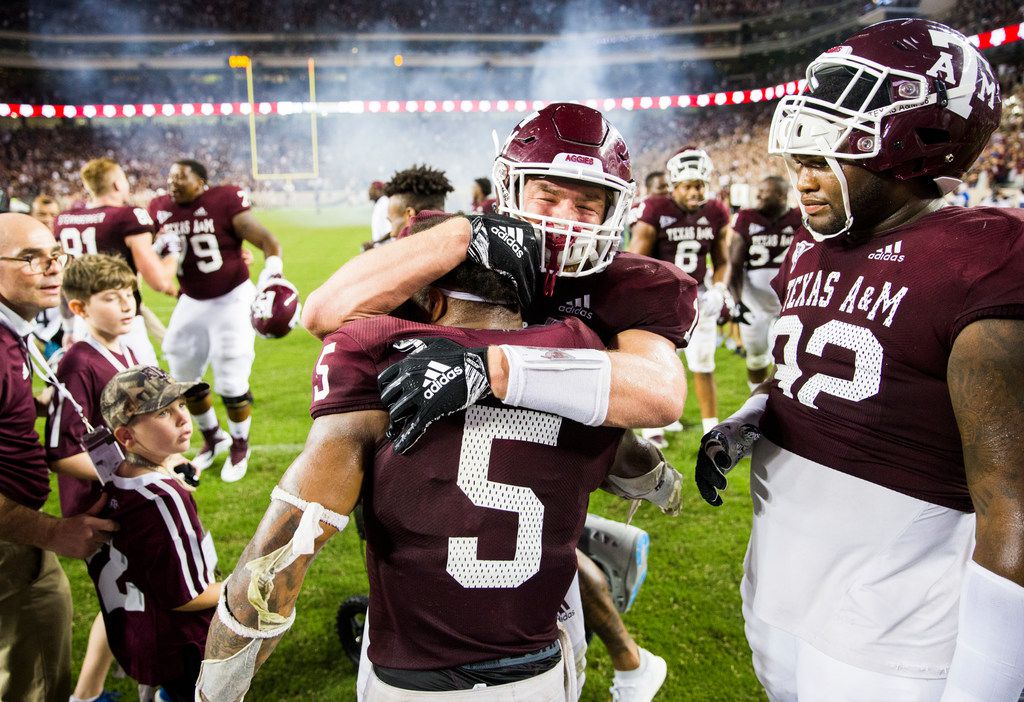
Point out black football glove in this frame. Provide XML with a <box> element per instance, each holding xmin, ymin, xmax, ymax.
<box><xmin>378</xmin><ymin>337</ymin><xmax>492</xmax><ymax>454</ymax></box>
<box><xmin>695</xmin><ymin>420</ymin><xmax>761</xmax><ymax>507</ymax></box>
<box><xmin>731</xmin><ymin>300</ymin><xmax>754</xmax><ymax>325</ymax></box>
<box><xmin>465</xmin><ymin>213</ymin><xmax>541</xmax><ymax>311</ymax></box>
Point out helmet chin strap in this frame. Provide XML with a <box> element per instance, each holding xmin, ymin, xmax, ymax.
<box><xmin>783</xmin><ymin>146</ymin><xmax>855</xmax><ymax>243</ymax></box>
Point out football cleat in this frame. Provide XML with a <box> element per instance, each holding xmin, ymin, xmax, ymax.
<box><xmin>221</xmin><ymin>437</ymin><xmax>250</xmax><ymax>483</ymax></box>
<box><xmin>251</xmin><ymin>277</ymin><xmax>302</xmax><ymax>339</ymax></box>
<box><xmin>610</xmin><ymin>647</ymin><xmax>667</xmax><ymax>702</ymax></box>
<box><xmin>192</xmin><ymin>429</ymin><xmax>231</xmax><ymax>471</ymax></box>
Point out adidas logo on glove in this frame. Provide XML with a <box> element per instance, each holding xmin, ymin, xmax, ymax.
<box><xmin>422</xmin><ymin>360</ymin><xmax>463</xmax><ymax>399</ymax></box>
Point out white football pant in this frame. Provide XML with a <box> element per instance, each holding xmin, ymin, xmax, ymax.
<box><xmin>162</xmin><ymin>280</ymin><xmax>255</xmax><ymax>396</ymax></box>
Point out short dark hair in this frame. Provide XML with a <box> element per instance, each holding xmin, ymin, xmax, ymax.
<box><xmin>408</xmin><ymin>213</ymin><xmax>517</xmax><ymax>311</ymax></box>
<box><xmin>474</xmin><ymin>177</ymin><xmax>492</xmax><ymax>197</ymax></box>
<box><xmin>645</xmin><ymin>171</ymin><xmax>666</xmax><ymax>189</ymax></box>
<box><xmin>384</xmin><ymin>165</ymin><xmax>454</xmax><ymax>213</ymax></box>
<box><xmin>762</xmin><ymin>175</ymin><xmax>788</xmax><ymax>193</ymax></box>
<box><xmin>174</xmin><ymin>159</ymin><xmax>208</xmax><ymax>182</ymax></box>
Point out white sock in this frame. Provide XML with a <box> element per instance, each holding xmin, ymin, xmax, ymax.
<box><xmin>70</xmin><ymin>695</ymin><xmax>101</xmax><ymax>702</ymax></box>
<box><xmin>194</xmin><ymin>407</ymin><xmax>218</xmax><ymax>431</ymax></box>
<box><xmin>702</xmin><ymin>417</ymin><xmax>719</xmax><ymax>433</ymax></box>
<box><xmin>227</xmin><ymin>417</ymin><xmax>252</xmax><ymax>440</ymax></box>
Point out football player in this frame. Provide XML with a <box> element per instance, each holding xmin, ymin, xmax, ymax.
<box><xmin>55</xmin><ymin>158</ymin><xmax>178</xmax><ymax>365</ymax></box>
<box><xmin>695</xmin><ymin>19</ymin><xmax>1024</xmax><ymax>700</ymax></box>
<box><xmin>149</xmin><ymin>160</ymin><xmax>282</xmax><ymax>482</ymax></box>
<box><xmin>628</xmin><ymin>147</ymin><xmax>736</xmax><ymax>438</ymax></box>
<box><xmin>300</xmin><ymin>106</ymin><xmax>695</xmax><ymax>699</ymax></box>
<box><xmin>726</xmin><ymin>175</ymin><xmax>802</xmax><ymax>388</ymax></box>
<box><xmin>198</xmin><ymin>244</ymin><xmax>679</xmax><ymax>701</ymax></box>
<box><xmin>384</xmin><ymin>164</ymin><xmax>454</xmax><ymax>241</ymax></box>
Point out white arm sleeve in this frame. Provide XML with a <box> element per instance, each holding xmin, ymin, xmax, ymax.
<box><xmin>941</xmin><ymin>560</ymin><xmax>1024</xmax><ymax>701</ymax></box>
<box><xmin>500</xmin><ymin>345</ymin><xmax>611</xmax><ymax>426</ymax></box>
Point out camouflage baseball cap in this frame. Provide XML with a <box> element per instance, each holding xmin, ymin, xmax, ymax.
<box><xmin>101</xmin><ymin>366</ymin><xmax>208</xmax><ymax>429</ymax></box>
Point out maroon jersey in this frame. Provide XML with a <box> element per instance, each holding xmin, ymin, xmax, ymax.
<box><xmin>735</xmin><ymin>207</ymin><xmax>803</xmax><ymax>271</ymax></box>
<box><xmin>0</xmin><ymin>313</ymin><xmax>50</xmax><ymax>510</ymax></box>
<box><xmin>87</xmin><ymin>471</ymin><xmax>215</xmax><ymax>685</ymax></box>
<box><xmin>528</xmin><ymin>252</ymin><xmax>699</xmax><ymax>348</ymax></box>
<box><xmin>148</xmin><ymin>185</ymin><xmax>251</xmax><ymax>300</ymax></box>
<box><xmin>54</xmin><ymin>205</ymin><xmax>155</xmax><ymax>274</ymax></box>
<box><xmin>638</xmin><ymin>196</ymin><xmax>730</xmax><ymax>284</ymax></box>
<box><xmin>45</xmin><ymin>339</ymin><xmax>139</xmax><ymax>517</ymax></box>
<box><xmin>311</xmin><ymin>315</ymin><xmax>622</xmax><ymax>669</ymax></box>
<box><xmin>763</xmin><ymin>206</ymin><xmax>1024</xmax><ymax>512</ymax></box>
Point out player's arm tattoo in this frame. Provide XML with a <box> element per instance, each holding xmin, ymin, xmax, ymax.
<box><xmin>203</xmin><ymin>410</ymin><xmax>387</xmax><ymax>668</ymax></box>
<box><xmin>948</xmin><ymin>317</ymin><xmax>1024</xmax><ymax>585</ymax></box>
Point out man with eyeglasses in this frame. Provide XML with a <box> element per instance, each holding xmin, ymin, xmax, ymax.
<box><xmin>0</xmin><ymin>213</ymin><xmax>119</xmax><ymax>702</ymax></box>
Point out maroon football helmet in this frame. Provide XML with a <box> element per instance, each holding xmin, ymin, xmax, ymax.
<box><xmin>250</xmin><ymin>278</ymin><xmax>302</xmax><ymax>339</ymax></box>
<box><xmin>769</xmin><ymin>19</ymin><xmax>1001</xmax><ymax>239</ymax></box>
<box><xmin>492</xmin><ymin>103</ymin><xmax>636</xmax><ymax>278</ymax></box>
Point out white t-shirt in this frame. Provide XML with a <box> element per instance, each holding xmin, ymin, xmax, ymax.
<box><xmin>371</xmin><ymin>196</ymin><xmax>391</xmax><ymax>243</ymax></box>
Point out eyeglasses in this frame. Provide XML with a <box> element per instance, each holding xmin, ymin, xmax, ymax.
<box><xmin>0</xmin><ymin>250</ymin><xmax>70</xmax><ymax>273</ymax></box>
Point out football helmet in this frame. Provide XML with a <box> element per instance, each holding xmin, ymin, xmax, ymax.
<box><xmin>250</xmin><ymin>278</ymin><xmax>302</xmax><ymax>339</ymax></box>
<box><xmin>666</xmin><ymin>147</ymin><xmax>713</xmax><ymax>186</ymax></box>
<box><xmin>492</xmin><ymin>103</ymin><xmax>636</xmax><ymax>279</ymax></box>
<box><xmin>769</xmin><ymin>18</ymin><xmax>1001</xmax><ymax>240</ymax></box>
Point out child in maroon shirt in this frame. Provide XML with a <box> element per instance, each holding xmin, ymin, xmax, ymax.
<box><xmin>90</xmin><ymin>366</ymin><xmax>221</xmax><ymax>702</ymax></box>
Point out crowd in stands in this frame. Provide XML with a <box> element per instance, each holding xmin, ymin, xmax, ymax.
<box><xmin>2</xmin><ymin>0</ymin><xmax>864</xmax><ymax>34</ymax></box>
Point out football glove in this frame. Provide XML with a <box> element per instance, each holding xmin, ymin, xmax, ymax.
<box><xmin>695</xmin><ymin>419</ymin><xmax>761</xmax><ymax>507</ymax></box>
<box><xmin>378</xmin><ymin>337</ymin><xmax>492</xmax><ymax>454</ymax></box>
<box><xmin>699</xmin><ymin>283</ymin><xmax>727</xmax><ymax>322</ymax></box>
<box><xmin>465</xmin><ymin>213</ymin><xmax>541</xmax><ymax>311</ymax></box>
<box><xmin>154</xmin><ymin>231</ymin><xmax>183</xmax><ymax>258</ymax></box>
<box><xmin>256</xmin><ymin>255</ymin><xmax>283</xmax><ymax>289</ymax></box>
<box><xmin>731</xmin><ymin>300</ymin><xmax>754</xmax><ymax>325</ymax></box>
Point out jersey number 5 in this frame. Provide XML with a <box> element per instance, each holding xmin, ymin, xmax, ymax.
<box><xmin>447</xmin><ymin>405</ymin><xmax>561</xmax><ymax>589</ymax></box>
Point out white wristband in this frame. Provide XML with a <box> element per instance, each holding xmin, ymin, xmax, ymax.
<box><xmin>729</xmin><ymin>393</ymin><xmax>768</xmax><ymax>428</ymax></box>
<box><xmin>941</xmin><ymin>560</ymin><xmax>1024</xmax><ymax>701</ymax></box>
<box><xmin>217</xmin><ymin>576</ymin><xmax>295</xmax><ymax>640</ymax></box>
<box><xmin>500</xmin><ymin>345</ymin><xmax>611</xmax><ymax>426</ymax></box>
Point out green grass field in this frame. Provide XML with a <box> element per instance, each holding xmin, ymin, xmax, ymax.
<box><xmin>49</xmin><ymin>208</ymin><xmax>765</xmax><ymax>701</ymax></box>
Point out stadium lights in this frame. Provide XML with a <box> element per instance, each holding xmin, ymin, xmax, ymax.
<box><xmin>3</xmin><ymin>22</ymin><xmax>1019</xmax><ymax>121</ymax></box>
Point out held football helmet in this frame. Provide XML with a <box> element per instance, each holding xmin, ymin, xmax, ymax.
<box><xmin>492</xmin><ymin>103</ymin><xmax>636</xmax><ymax>278</ymax></box>
<box><xmin>666</xmin><ymin>147</ymin><xmax>714</xmax><ymax>186</ymax></box>
<box><xmin>769</xmin><ymin>18</ymin><xmax>1001</xmax><ymax>240</ymax></box>
<box><xmin>250</xmin><ymin>278</ymin><xmax>302</xmax><ymax>339</ymax></box>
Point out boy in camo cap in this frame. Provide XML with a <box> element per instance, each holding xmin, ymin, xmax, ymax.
<box><xmin>90</xmin><ymin>366</ymin><xmax>221</xmax><ymax>702</ymax></box>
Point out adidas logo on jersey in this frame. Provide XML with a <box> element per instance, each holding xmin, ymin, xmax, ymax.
<box><xmin>157</xmin><ymin>210</ymin><xmax>172</xmax><ymax>224</ymax></box>
<box><xmin>868</xmin><ymin>240</ymin><xmax>905</xmax><ymax>262</ymax></box>
<box><xmin>557</xmin><ymin>294</ymin><xmax>593</xmax><ymax>320</ymax></box>
<box><xmin>193</xmin><ymin>206</ymin><xmax>208</xmax><ymax>217</ymax></box>
<box><xmin>696</xmin><ymin>216</ymin><xmax>710</xmax><ymax>225</ymax></box>
<box><xmin>422</xmin><ymin>360</ymin><xmax>463</xmax><ymax>399</ymax></box>
<box><xmin>659</xmin><ymin>215</ymin><xmax>677</xmax><ymax>229</ymax></box>
<box><xmin>748</xmin><ymin>224</ymin><xmax>765</xmax><ymax>235</ymax></box>
<box><xmin>781</xmin><ymin>226</ymin><xmax>794</xmax><ymax>234</ymax></box>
